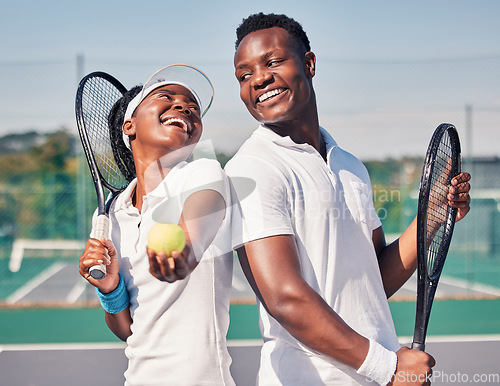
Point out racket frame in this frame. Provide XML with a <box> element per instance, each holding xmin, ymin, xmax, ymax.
<box><xmin>75</xmin><ymin>72</ymin><xmax>128</xmax><ymax>279</ymax></box>
<box><xmin>412</xmin><ymin>123</ymin><xmax>461</xmax><ymax>351</ymax></box>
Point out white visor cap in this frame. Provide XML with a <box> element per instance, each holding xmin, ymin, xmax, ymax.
<box><xmin>123</xmin><ymin>64</ymin><xmax>214</xmax><ymax>150</ymax></box>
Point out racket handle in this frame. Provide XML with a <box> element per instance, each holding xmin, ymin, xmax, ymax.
<box><xmin>411</xmin><ymin>342</ymin><xmax>425</xmax><ymax>351</ymax></box>
<box><xmin>90</xmin><ymin>214</ymin><xmax>110</xmax><ymax>280</ymax></box>
<box><xmin>89</xmin><ymin>263</ymin><xmax>106</xmax><ymax>280</ymax></box>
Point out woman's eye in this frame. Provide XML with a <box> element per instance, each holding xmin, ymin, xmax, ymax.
<box><xmin>158</xmin><ymin>93</ymin><xmax>172</xmax><ymax>100</ymax></box>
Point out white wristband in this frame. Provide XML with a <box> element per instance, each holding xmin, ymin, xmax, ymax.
<box><xmin>356</xmin><ymin>339</ymin><xmax>397</xmax><ymax>385</ymax></box>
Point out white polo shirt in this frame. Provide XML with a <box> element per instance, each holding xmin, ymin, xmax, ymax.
<box><xmin>92</xmin><ymin>158</ymin><xmax>235</xmax><ymax>386</ymax></box>
<box><xmin>225</xmin><ymin>125</ymin><xmax>400</xmax><ymax>385</ymax></box>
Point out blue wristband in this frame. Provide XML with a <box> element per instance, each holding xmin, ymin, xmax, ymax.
<box><xmin>96</xmin><ymin>274</ymin><xmax>130</xmax><ymax>314</ymax></box>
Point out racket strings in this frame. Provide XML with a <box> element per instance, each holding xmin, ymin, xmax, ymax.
<box><xmin>81</xmin><ymin>77</ymin><xmax>129</xmax><ymax>190</ymax></box>
<box><xmin>425</xmin><ymin>131</ymin><xmax>454</xmax><ymax>276</ymax></box>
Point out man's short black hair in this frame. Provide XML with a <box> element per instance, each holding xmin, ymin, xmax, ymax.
<box><xmin>235</xmin><ymin>12</ymin><xmax>311</xmax><ymax>52</ymax></box>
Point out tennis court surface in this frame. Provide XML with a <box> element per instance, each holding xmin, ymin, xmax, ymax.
<box><xmin>1</xmin><ymin>338</ymin><xmax>499</xmax><ymax>386</ymax></box>
<box><xmin>1</xmin><ymin>254</ymin><xmax>499</xmax><ymax>385</ymax></box>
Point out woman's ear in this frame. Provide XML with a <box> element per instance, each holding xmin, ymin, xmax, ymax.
<box><xmin>123</xmin><ymin>119</ymin><xmax>135</xmax><ymax>136</ymax></box>
<box><xmin>304</xmin><ymin>51</ymin><xmax>316</xmax><ymax>78</ymax></box>
<box><xmin>122</xmin><ymin>119</ymin><xmax>136</xmax><ymax>148</ymax></box>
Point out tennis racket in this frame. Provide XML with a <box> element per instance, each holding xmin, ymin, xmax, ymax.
<box><xmin>411</xmin><ymin>123</ymin><xmax>461</xmax><ymax>351</ymax></box>
<box><xmin>75</xmin><ymin>72</ymin><xmax>130</xmax><ymax>279</ymax></box>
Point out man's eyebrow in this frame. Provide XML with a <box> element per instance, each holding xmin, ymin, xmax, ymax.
<box><xmin>235</xmin><ymin>50</ymin><xmax>278</xmax><ymax>71</ymax></box>
<box><xmin>262</xmin><ymin>51</ymin><xmax>276</xmax><ymax>61</ymax></box>
<box><xmin>235</xmin><ymin>63</ymin><xmax>249</xmax><ymax>71</ymax></box>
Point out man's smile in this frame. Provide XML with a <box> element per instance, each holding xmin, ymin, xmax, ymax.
<box><xmin>256</xmin><ymin>88</ymin><xmax>286</xmax><ymax>104</ymax></box>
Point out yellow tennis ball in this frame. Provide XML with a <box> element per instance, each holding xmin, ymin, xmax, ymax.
<box><xmin>147</xmin><ymin>223</ymin><xmax>186</xmax><ymax>257</ymax></box>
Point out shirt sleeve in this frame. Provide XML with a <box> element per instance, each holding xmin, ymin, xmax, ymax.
<box><xmin>354</xmin><ymin>162</ymin><xmax>382</xmax><ymax>231</ymax></box>
<box><xmin>150</xmin><ymin>159</ymin><xmax>229</xmax><ymax>226</ymax></box>
<box><xmin>225</xmin><ymin>155</ymin><xmax>294</xmax><ymax>250</ymax></box>
<box><xmin>179</xmin><ymin>158</ymin><xmax>229</xmax><ymax>203</ymax></box>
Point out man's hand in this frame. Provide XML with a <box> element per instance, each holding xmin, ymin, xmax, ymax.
<box><xmin>448</xmin><ymin>172</ymin><xmax>471</xmax><ymax>222</ymax></box>
<box><xmin>389</xmin><ymin>346</ymin><xmax>435</xmax><ymax>386</ymax></box>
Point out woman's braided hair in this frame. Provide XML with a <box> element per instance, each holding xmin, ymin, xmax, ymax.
<box><xmin>108</xmin><ymin>86</ymin><xmax>141</xmax><ymax>182</ymax></box>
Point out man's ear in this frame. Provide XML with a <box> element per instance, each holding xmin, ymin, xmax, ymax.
<box><xmin>304</xmin><ymin>51</ymin><xmax>316</xmax><ymax>78</ymax></box>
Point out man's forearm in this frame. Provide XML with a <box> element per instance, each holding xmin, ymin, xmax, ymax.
<box><xmin>378</xmin><ymin>217</ymin><xmax>418</xmax><ymax>298</ymax></box>
<box><xmin>267</xmin><ymin>281</ymin><xmax>370</xmax><ymax>369</ymax></box>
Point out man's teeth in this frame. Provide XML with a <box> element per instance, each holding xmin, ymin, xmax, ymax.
<box><xmin>162</xmin><ymin>118</ymin><xmax>187</xmax><ymax>132</ymax></box>
<box><xmin>258</xmin><ymin>89</ymin><xmax>284</xmax><ymax>103</ymax></box>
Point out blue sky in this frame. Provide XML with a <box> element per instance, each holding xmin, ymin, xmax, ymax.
<box><xmin>1</xmin><ymin>0</ymin><xmax>499</xmax><ymax>159</ymax></box>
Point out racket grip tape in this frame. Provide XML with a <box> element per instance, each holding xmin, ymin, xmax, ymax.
<box><xmin>411</xmin><ymin>342</ymin><xmax>425</xmax><ymax>351</ymax></box>
<box><xmin>90</xmin><ymin>214</ymin><xmax>110</xmax><ymax>280</ymax></box>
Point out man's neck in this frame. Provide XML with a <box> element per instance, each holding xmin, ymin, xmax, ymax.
<box><xmin>264</xmin><ymin>92</ymin><xmax>325</xmax><ymax>154</ymax></box>
<box><xmin>265</xmin><ymin>112</ymin><xmax>325</xmax><ymax>158</ymax></box>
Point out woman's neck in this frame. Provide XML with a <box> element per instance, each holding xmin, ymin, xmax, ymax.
<box><xmin>133</xmin><ymin>158</ymin><xmax>174</xmax><ymax>211</ymax></box>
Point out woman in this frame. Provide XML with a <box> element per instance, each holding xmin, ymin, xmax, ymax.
<box><xmin>79</xmin><ymin>64</ymin><xmax>235</xmax><ymax>386</ymax></box>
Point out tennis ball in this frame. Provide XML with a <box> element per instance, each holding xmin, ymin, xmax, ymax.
<box><xmin>147</xmin><ymin>223</ymin><xmax>186</xmax><ymax>257</ymax></box>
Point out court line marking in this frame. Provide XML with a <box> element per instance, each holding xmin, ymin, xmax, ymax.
<box><xmin>438</xmin><ymin>276</ymin><xmax>500</xmax><ymax>297</ymax></box>
<box><xmin>0</xmin><ymin>342</ymin><xmax>126</xmax><ymax>352</ymax></box>
<box><xmin>66</xmin><ymin>279</ymin><xmax>88</xmax><ymax>303</ymax></box>
<box><xmin>5</xmin><ymin>262</ymin><xmax>67</xmax><ymax>304</ymax></box>
<box><xmin>227</xmin><ymin>339</ymin><xmax>263</xmax><ymax>347</ymax></box>
<box><xmin>1</xmin><ymin>335</ymin><xmax>499</xmax><ymax>353</ymax></box>
<box><xmin>397</xmin><ymin>274</ymin><xmax>500</xmax><ymax>297</ymax></box>
<box><xmin>398</xmin><ymin>334</ymin><xmax>500</xmax><ymax>344</ymax></box>
<box><xmin>231</xmin><ymin>275</ymin><xmax>251</xmax><ymax>292</ymax></box>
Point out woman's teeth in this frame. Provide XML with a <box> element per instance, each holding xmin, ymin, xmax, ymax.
<box><xmin>162</xmin><ymin>118</ymin><xmax>187</xmax><ymax>132</ymax></box>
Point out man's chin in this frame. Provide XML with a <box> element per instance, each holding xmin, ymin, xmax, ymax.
<box><xmin>250</xmin><ymin>110</ymin><xmax>289</xmax><ymax>126</ymax></box>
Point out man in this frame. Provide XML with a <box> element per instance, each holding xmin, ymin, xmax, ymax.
<box><xmin>225</xmin><ymin>13</ymin><xmax>471</xmax><ymax>385</ymax></box>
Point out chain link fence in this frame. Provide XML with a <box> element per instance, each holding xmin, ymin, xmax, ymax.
<box><xmin>0</xmin><ymin>55</ymin><xmax>499</xmax><ymax>306</ymax></box>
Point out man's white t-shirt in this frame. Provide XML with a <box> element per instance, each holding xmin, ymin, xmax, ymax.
<box><xmin>92</xmin><ymin>158</ymin><xmax>235</xmax><ymax>386</ymax></box>
<box><xmin>225</xmin><ymin>125</ymin><xmax>400</xmax><ymax>385</ymax></box>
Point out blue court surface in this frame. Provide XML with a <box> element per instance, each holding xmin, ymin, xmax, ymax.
<box><xmin>1</xmin><ymin>259</ymin><xmax>499</xmax><ymax>385</ymax></box>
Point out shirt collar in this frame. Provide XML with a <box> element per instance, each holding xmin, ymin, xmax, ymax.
<box><xmin>320</xmin><ymin>126</ymin><xmax>338</xmax><ymax>159</ymax></box>
<box><xmin>145</xmin><ymin>160</ymin><xmax>188</xmax><ymax>199</ymax></box>
<box><xmin>111</xmin><ymin>178</ymin><xmax>137</xmax><ymax>213</ymax></box>
<box><xmin>256</xmin><ymin>124</ymin><xmax>338</xmax><ymax>154</ymax></box>
<box><xmin>110</xmin><ymin>160</ymin><xmax>187</xmax><ymax>213</ymax></box>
